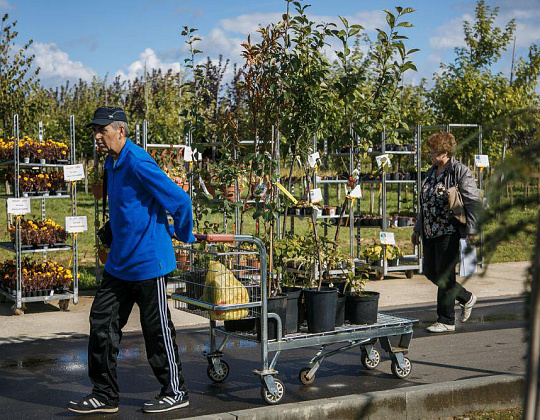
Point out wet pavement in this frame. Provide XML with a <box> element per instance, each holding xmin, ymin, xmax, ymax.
<box><xmin>0</xmin><ymin>296</ymin><xmax>526</xmax><ymax>419</ymax></box>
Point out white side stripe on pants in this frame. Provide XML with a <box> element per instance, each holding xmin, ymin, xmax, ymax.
<box><xmin>157</xmin><ymin>276</ymin><xmax>180</xmax><ymax>396</ymax></box>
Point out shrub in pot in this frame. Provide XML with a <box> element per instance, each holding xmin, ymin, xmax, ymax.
<box><xmin>344</xmin><ymin>268</ymin><xmax>379</xmax><ymax>325</ymax></box>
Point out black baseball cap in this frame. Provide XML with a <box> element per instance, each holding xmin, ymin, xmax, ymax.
<box><xmin>86</xmin><ymin>106</ymin><xmax>128</xmax><ymax>127</ymax></box>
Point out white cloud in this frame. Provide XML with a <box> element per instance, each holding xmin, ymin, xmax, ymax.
<box><xmin>0</xmin><ymin>0</ymin><xmax>14</xmax><ymax>10</ymax></box>
<box><xmin>115</xmin><ymin>48</ymin><xmax>182</xmax><ymax>80</ymax></box>
<box><xmin>29</xmin><ymin>42</ymin><xmax>96</xmax><ymax>87</ymax></box>
<box><xmin>220</xmin><ymin>12</ymin><xmax>283</xmax><ymax>35</ymax></box>
<box><xmin>429</xmin><ymin>15</ymin><xmax>471</xmax><ymax>50</ymax></box>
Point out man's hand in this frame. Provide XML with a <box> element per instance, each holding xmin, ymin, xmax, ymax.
<box><xmin>411</xmin><ymin>232</ymin><xmax>420</xmax><ymax>246</ymax></box>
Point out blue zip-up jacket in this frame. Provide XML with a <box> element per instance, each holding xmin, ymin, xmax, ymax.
<box><xmin>104</xmin><ymin>139</ymin><xmax>195</xmax><ymax>281</ymax></box>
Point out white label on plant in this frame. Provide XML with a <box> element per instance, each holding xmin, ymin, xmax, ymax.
<box><xmin>197</xmin><ymin>152</ymin><xmax>203</xmax><ymax>161</ymax></box>
<box><xmin>310</xmin><ymin>188</ymin><xmax>323</xmax><ymax>203</ymax></box>
<box><xmin>63</xmin><ymin>164</ymin><xmax>85</xmax><ymax>181</ymax></box>
<box><xmin>308</xmin><ymin>152</ymin><xmax>320</xmax><ymax>168</ymax></box>
<box><xmin>65</xmin><ymin>216</ymin><xmax>88</xmax><ymax>233</ymax></box>
<box><xmin>379</xmin><ymin>231</ymin><xmax>396</xmax><ymax>245</ymax></box>
<box><xmin>376</xmin><ymin>154</ymin><xmax>391</xmax><ymax>169</ymax></box>
<box><xmin>475</xmin><ymin>155</ymin><xmax>489</xmax><ymax>168</ymax></box>
<box><xmin>349</xmin><ymin>185</ymin><xmax>362</xmax><ymax>198</ymax></box>
<box><xmin>183</xmin><ymin>146</ymin><xmax>193</xmax><ymax>162</ymax></box>
<box><xmin>7</xmin><ymin>198</ymin><xmax>31</xmax><ymax>215</ymax></box>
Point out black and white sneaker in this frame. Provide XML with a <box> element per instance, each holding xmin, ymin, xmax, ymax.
<box><xmin>68</xmin><ymin>394</ymin><xmax>118</xmax><ymax>414</ymax></box>
<box><xmin>142</xmin><ymin>391</ymin><xmax>189</xmax><ymax>413</ymax></box>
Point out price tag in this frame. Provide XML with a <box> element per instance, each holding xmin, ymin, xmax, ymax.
<box><xmin>7</xmin><ymin>198</ymin><xmax>31</xmax><ymax>215</ymax></box>
<box><xmin>379</xmin><ymin>231</ymin><xmax>396</xmax><ymax>245</ymax></box>
<box><xmin>63</xmin><ymin>164</ymin><xmax>85</xmax><ymax>181</ymax></box>
<box><xmin>65</xmin><ymin>216</ymin><xmax>88</xmax><ymax>233</ymax></box>
<box><xmin>308</xmin><ymin>152</ymin><xmax>320</xmax><ymax>168</ymax></box>
<box><xmin>475</xmin><ymin>155</ymin><xmax>489</xmax><ymax>168</ymax></box>
<box><xmin>376</xmin><ymin>154</ymin><xmax>391</xmax><ymax>169</ymax></box>
<box><xmin>309</xmin><ymin>188</ymin><xmax>323</xmax><ymax>203</ymax></box>
<box><xmin>349</xmin><ymin>185</ymin><xmax>362</xmax><ymax>198</ymax></box>
<box><xmin>183</xmin><ymin>146</ymin><xmax>193</xmax><ymax>162</ymax></box>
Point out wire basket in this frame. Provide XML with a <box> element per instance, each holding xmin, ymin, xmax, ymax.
<box><xmin>171</xmin><ymin>243</ymin><xmax>262</xmax><ymax>321</ymax></box>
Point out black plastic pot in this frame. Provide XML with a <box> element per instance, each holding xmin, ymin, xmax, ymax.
<box><xmin>398</xmin><ymin>217</ymin><xmax>408</xmax><ymax>227</ymax></box>
<box><xmin>304</xmin><ymin>287</ymin><xmax>338</xmax><ymax>333</ymax></box>
<box><xmin>282</xmin><ymin>286</ymin><xmax>302</xmax><ymax>334</ymax></box>
<box><xmin>388</xmin><ymin>258</ymin><xmax>399</xmax><ymax>266</ymax></box>
<box><xmin>346</xmin><ymin>291</ymin><xmax>380</xmax><ymax>325</ymax></box>
<box><xmin>257</xmin><ymin>294</ymin><xmax>287</xmax><ymax>341</ymax></box>
<box><xmin>336</xmin><ymin>293</ymin><xmax>346</xmax><ymax>327</ymax></box>
<box><xmin>224</xmin><ymin>317</ymin><xmax>256</xmax><ymax>332</ymax></box>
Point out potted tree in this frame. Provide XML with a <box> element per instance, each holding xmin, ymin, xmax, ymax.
<box><xmin>344</xmin><ymin>268</ymin><xmax>380</xmax><ymax>325</ymax></box>
<box><xmin>88</xmin><ymin>164</ymin><xmax>104</xmax><ymax>200</ymax></box>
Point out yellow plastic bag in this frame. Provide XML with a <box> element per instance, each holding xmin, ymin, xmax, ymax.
<box><xmin>202</xmin><ymin>261</ymin><xmax>250</xmax><ymax>320</ymax></box>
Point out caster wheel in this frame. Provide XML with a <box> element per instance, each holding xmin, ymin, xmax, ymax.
<box><xmin>299</xmin><ymin>367</ymin><xmax>315</xmax><ymax>385</ymax></box>
<box><xmin>361</xmin><ymin>348</ymin><xmax>381</xmax><ymax>370</ymax></box>
<box><xmin>374</xmin><ymin>271</ymin><xmax>384</xmax><ymax>280</ymax></box>
<box><xmin>59</xmin><ymin>300</ymin><xmax>70</xmax><ymax>311</ymax></box>
<box><xmin>391</xmin><ymin>357</ymin><xmax>412</xmax><ymax>379</ymax></box>
<box><xmin>11</xmin><ymin>304</ymin><xmax>24</xmax><ymax>315</ymax></box>
<box><xmin>406</xmin><ymin>270</ymin><xmax>414</xmax><ymax>279</ymax></box>
<box><xmin>261</xmin><ymin>378</ymin><xmax>285</xmax><ymax>405</ymax></box>
<box><xmin>207</xmin><ymin>360</ymin><xmax>229</xmax><ymax>382</ymax></box>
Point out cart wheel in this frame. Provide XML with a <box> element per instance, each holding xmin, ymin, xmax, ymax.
<box><xmin>299</xmin><ymin>367</ymin><xmax>315</xmax><ymax>385</ymax></box>
<box><xmin>59</xmin><ymin>300</ymin><xmax>70</xmax><ymax>311</ymax></box>
<box><xmin>406</xmin><ymin>270</ymin><xmax>414</xmax><ymax>279</ymax></box>
<box><xmin>11</xmin><ymin>304</ymin><xmax>24</xmax><ymax>316</ymax></box>
<box><xmin>361</xmin><ymin>348</ymin><xmax>381</xmax><ymax>370</ymax></box>
<box><xmin>261</xmin><ymin>378</ymin><xmax>285</xmax><ymax>405</ymax></box>
<box><xmin>374</xmin><ymin>271</ymin><xmax>384</xmax><ymax>280</ymax></box>
<box><xmin>206</xmin><ymin>360</ymin><xmax>229</xmax><ymax>383</ymax></box>
<box><xmin>391</xmin><ymin>357</ymin><xmax>412</xmax><ymax>379</ymax></box>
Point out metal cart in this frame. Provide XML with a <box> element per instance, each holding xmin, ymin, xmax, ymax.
<box><xmin>172</xmin><ymin>234</ymin><xmax>418</xmax><ymax>405</ymax></box>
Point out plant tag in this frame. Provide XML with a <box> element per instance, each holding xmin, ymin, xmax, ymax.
<box><xmin>308</xmin><ymin>152</ymin><xmax>320</xmax><ymax>168</ymax></box>
<box><xmin>65</xmin><ymin>216</ymin><xmax>88</xmax><ymax>233</ymax></box>
<box><xmin>379</xmin><ymin>232</ymin><xmax>395</xmax><ymax>245</ymax></box>
<box><xmin>198</xmin><ymin>152</ymin><xmax>203</xmax><ymax>161</ymax></box>
<box><xmin>183</xmin><ymin>146</ymin><xmax>193</xmax><ymax>162</ymax></box>
<box><xmin>7</xmin><ymin>198</ymin><xmax>31</xmax><ymax>215</ymax></box>
<box><xmin>475</xmin><ymin>155</ymin><xmax>489</xmax><ymax>168</ymax></box>
<box><xmin>309</xmin><ymin>188</ymin><xmax>323</xmax><ymax>203</ymax></box>
<box><xmin>376</xmin><ymin>154</ymin><xmax>391</xmax><ymax>169</ymax></box>
<box><xmin>63</xmin><ymin>164</ymin><xmax>85</xmax><ymax>181</ymax></box>
<box><xmin>349</xmin><ymin>185</ymin><xmax>362</xmax><ymax>198</ymax></box>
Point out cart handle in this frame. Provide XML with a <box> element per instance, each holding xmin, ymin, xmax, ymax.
<box><xmin>194</xmin><ymin>233</ymin><xmax>235</xmax><ymax>242</ymax></box>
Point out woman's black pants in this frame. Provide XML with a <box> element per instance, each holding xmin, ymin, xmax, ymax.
<box><xmin>88</xmin><ymin>271</ymin><xmax>185</xmax><ymax>405</ymax></box>
<box><xmin>423</xmin><ymin>231</ymin><xmax>472</xmax><ymax>325</ymax></box>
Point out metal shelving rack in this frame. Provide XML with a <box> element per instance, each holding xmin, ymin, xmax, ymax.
<box><xmin>0</xmin><ymin>114</ymin><xmax>79</xmax><ymax>314</ymax></box>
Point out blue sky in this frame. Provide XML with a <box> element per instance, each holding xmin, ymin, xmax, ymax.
<box><xmin>2</xmin><ymin>0</ymin><xmax>539</xmax><ymax>87</ymax></box>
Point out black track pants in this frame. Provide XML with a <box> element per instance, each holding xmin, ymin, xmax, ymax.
<box><xmin>88</xmin><ymin>271</ymin><xmax>185</xmax><ymax>404</ymax></box>
<box><xmin>423</xmin><ymin>231</ymin><xmax>472</xmax><ymax>325</ymax></box>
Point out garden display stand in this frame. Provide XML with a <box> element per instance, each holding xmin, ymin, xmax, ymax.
<box><xmin>0</xmin><ymin>115</ymin><xmax>79</xmax><ymax>315</ymax></box>
<box><xmin>358</xmin><ymin>125</ymin><xmax>423</xmax><ymax>280</ymax></box>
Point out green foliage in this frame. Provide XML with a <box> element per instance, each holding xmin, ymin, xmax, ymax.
<box><xmin>430</xmin><ymin>0</ymin><xmax>540</xmax><ymax>162</ymax></box>
<box><xmin>0</xmin><ymin>14</ymin><xmax>41</xmax><ymax>138</ymax></box>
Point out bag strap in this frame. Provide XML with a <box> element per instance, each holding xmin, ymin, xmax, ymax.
<box><xmin>103</xmin><ymin>168</ymin><xmax>107</xmax><ymax>222</ymax></box>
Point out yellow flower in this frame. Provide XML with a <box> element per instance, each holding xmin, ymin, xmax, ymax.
<box><xmin>38</xmin><ymin>174</ymin><xmax>44</xmax><ymax>178</ymax></box>
<box><xmin>62</xmin><ymin>151</ymin><xmax>67</xmax><ymax>155</ymax></box>
<box><xmin>37</xmin><ymin>149</ymin><xmax>42</xmax><ymax>154</ymax></box>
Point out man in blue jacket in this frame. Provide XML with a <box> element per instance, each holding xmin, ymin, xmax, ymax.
<box><xmin>68</xmin><ymin>106</ymin><xmax>195</xmax><ymax>414</ymax></box>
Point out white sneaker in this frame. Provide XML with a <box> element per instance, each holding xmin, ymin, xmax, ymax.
<box><xmin>460</xmin><ymin>294</ymin><xmax>477</xmax><ymax>322</ymax></box>
<box><xmin>426</xmin><ymin>322</ymin><xmax>455</xmax><ymax>333</ymax></box>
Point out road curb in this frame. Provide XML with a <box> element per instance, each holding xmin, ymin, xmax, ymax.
<box><xmin>184</xmin><ymin>373</ymin><xmax>524</xmax><ymax>420</ymax></box>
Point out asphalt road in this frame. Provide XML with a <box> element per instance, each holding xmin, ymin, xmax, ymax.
<box><xmin>0</xmin><ymin>296</ymin><xmax>526</xmax><ymax>419</ymax></box>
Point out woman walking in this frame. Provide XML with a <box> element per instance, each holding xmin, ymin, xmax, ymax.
<box><xmin>411</xmin><ymin>132</ymin><xmax>481</xmax><ymax>333</ymax></box>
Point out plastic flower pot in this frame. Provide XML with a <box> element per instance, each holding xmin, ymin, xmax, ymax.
<box><xmin>304</xmin><ymin>287</ymin><xmax>338</xmax><ymax>333</ymax></box>
<box><xmin>335</xmin><ymin>293</ymin><xmax>346</xmax><ymax>327</ymax></box>
<box><xmin>98</xmin><ymin>248</ymin><xmax>108</xmax><ymax>264</ymax></box>
<box><xmin>345</xmin><ymin>291</ymin><xmax>380</xmax><ymax>325</ymax></box>
<box><xmin>281</xmin><ymin>286</ymin><xmax>302</xmax><ymax>333</ymax></box>
<box><xmin>256</xmin><ymin>294</ymin><xmax>287</xmax><ymax>340</ymax></box>
<box><xmin>92</xmin><ymin>184</ymin><xmax>103</xmax><ymax>200</ymax></box>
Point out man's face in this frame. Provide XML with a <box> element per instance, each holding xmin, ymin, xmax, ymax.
<box><xmin>93</xmin><ymin>124</ymin><xmax>120</xmax><ymax>156</ymax></box>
